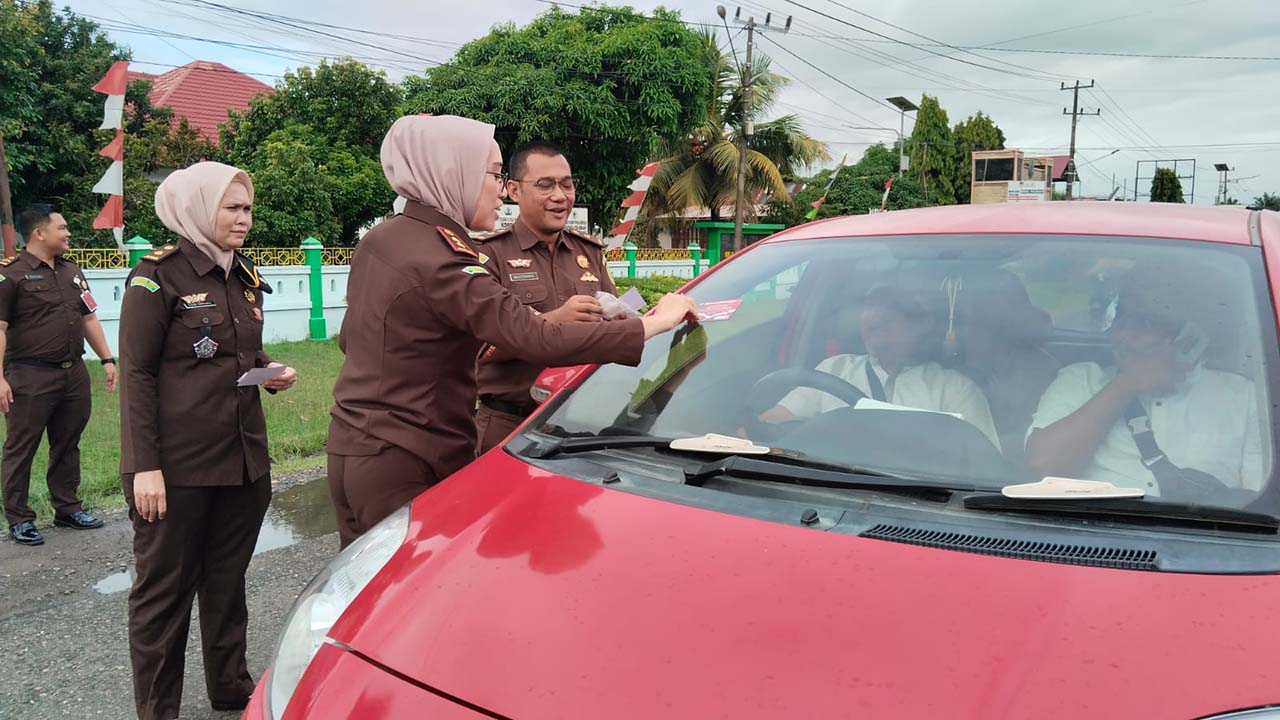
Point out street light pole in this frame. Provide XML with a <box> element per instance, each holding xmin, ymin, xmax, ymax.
<box><xmin>885</xmin><ymin>96</ymin><xmax>918</xmax><ymax>178</ymax></box>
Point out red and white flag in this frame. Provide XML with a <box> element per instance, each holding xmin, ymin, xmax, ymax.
<box><xmin>608</xmin><ymin>161</ymin><xmax>659</xmax><ymax>240</ymax></box>
<box><xmin>879</xmin><ymin>176</ymin><xmax>895</xmax><ymax>212</ymax></box>
<box><xmin>91</xmin><ymin>61</ymin><xmax>129</xmax><ymax>248</ymax></box>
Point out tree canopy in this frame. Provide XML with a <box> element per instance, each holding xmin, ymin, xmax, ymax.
<box><xmin>1150</xmin><ymin>167</ymin><xmax>1186</xmax><ymax>203</ymax></box>
<box><xmin>907</xmin><ymin>94</ymin><xmax>957</xmax><ymax>206</ymax></box>
<box><xmin>220</xmin><ymin>60</ymin><xmax>401</xmax><ymax>246</ymax></box>
<box><xmin>950</xmin><ymin>111</ymin><xmax>1005</xmax><ymax>204</ymax></box>
<box><xmin>400</xmin><ymin>5</ymin><xmax>712</xmax><ymax>229</ymax></box>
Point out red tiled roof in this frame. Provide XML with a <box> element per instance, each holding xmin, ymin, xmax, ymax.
<box><xmin>137</xmin><ymin>61</ymin><xmax>274</xmax><ymax>143</ymax></box>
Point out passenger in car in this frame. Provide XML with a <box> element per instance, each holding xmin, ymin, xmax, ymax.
<box><xmin>1025</xmin><ymin>268</ymin><xmax>1263</xmax><ymax>498</ymax></box>
<box><xmin>952</xmin><ymin>269</ymin><xmax>1060</xmax><ymax>468</ymax></box>
<box><xmin>759</xmin><ymin>285</ymin><xmax>1001</xmax><ymax>450</ymax></box>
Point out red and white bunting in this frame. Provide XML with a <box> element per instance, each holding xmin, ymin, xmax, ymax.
<box><xmin>91</xmin><ymin>61</ymin><xmax>129</xmax><ymax>248</ymax></box>
<box><xmin>607</xmin><ymin>161</ymin><xmax>658</xmax><ymax>240</ymax></box>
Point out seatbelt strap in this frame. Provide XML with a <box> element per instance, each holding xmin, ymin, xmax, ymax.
<box><xmin>865</xmin><ymin>360</ymin><xmax>888</xmax><ymax>402</ymax></box>
<box><xmin>1123</xmin><ymin>400</ymin><xmax>1184</xmax><ymax>485</ymax></box>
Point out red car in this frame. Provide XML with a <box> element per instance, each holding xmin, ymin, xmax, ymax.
<box><xmin>247</xmin><ymin>202</ymin><xmax>1280</xmax><ymax>720</ymax></box>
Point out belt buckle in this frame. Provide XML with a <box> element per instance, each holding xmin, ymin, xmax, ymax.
<box><xmin>59</xmin><ymin>361</ymin><xmax>72</xmax><ymax>369</ymax></box>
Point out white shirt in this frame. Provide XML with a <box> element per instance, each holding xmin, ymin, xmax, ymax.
<box><xmin>778</xmin><ymin>354</ymin><xmax>1002</xmax><ymax>450</ymax></box>
<box><xmin>1027</xmin><ymin>362</ymin><xmax>1265</xmax><ymax>495</ymax></box>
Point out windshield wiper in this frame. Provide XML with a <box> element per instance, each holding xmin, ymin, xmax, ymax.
<box><xmin>683</xmin><ymin>454</ymin><xmax>975</xmax><ymax>498</ymax></box>
<box><xmin>522</xmin><ymin>431</ymin><xmax>677</xmax><ymax>459</ymax></box>
<box><xmin>963</xmin><ymin>493</ymin><xmax>1280</xmax><ymax>533</ymax></box>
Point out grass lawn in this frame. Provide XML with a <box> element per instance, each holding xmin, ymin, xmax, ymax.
<box><xmin>10</xmin><ymin>339</ymin><xmax>343</xmax><ymax>522</ymax></box>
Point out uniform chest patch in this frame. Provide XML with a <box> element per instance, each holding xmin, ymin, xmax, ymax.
<box><xmin>579</xmin><ymin>271</ymin><xmax>599</xmax><ymax>282</ymax></box>
<box><xmin>509</xmin><ymin>271</ymin><xmax>539</xmax><ymax>282</ymax></box>
<box><xmin>507</xmin><ymin>258</ymin><xmax>532</xmax><ymax>268</ymax></box>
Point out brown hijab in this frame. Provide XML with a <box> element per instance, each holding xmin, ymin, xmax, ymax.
<box><xmin>380</xmin><ymin>115</ymin><xmax>496</xmax><ymax>229</ymax></box>
<box><xmin>154</xmin><ymin>161</ymin><xmax>253</xmax><ymax>274</ymax></box>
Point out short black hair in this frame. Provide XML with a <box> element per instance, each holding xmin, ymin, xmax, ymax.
<box><xmin>509</xmin><ymin>141</ymin><xmax>566</xmax><ymax>181</ymax></box>
<box><xmin>16</xmin><ymin>205</ymin><xmax>57</xmax><ymax>239</ymax></box>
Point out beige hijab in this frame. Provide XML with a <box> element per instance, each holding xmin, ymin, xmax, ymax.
<box><xmin>154</xmin><ymin>162</ymin><xmax>254</xmax><ymax>274</ymax></box>
<box><xmin>380</xmin><ymin>115</ymin><xmax>496</xmax><ymax>229</ymax></box>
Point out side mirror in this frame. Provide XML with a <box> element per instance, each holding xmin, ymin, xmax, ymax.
<box><xmin>530</xmin><ymin>365</ymin><xmax>592</xmax><ymax>404</ymax></box>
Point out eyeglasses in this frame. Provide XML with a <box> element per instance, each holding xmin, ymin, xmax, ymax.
<box><xmin>512</xmin><ymin>177</ymin><xmax>576</xmax><ymax>194</ymax></box>
<box><xmin>485</xmin><ymin>171</ymin><xmax>507</xmax><ymax>187</ymax></box>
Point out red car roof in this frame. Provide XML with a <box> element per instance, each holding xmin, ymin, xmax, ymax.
<box><xmin>770</xmin><ymin>202</ymin><xmax>1257</xmax><ymax>246</ymax></box>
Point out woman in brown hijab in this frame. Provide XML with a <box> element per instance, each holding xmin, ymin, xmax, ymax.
<box><xmin>328</xmin><ymin>115</ymin><xmax>696</xmax><ymax>547</ymax></box>
<box><xmin>118</xmin><ymin>162</ymin><xmax>297</xmax><ymax>720</ymax></box>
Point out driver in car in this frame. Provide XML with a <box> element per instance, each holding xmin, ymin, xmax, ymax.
<box><xmin>758</xmin><ymin>285</ymin><xmax>1001</xmax><ymax>450</ymax></box>
<box><xmin>1025</xmin><ymin>267</ymin><xmax>1263</xmax><ymax>499</ymax></box>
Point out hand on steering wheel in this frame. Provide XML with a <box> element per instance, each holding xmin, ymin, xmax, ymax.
<box><xmin>744</xmin><ymin>367</ymin><xmax>867</xmax><ymax>442</ymax></box>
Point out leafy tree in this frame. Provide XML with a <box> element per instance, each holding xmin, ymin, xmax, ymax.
<box><xmin>1150</xmin><ymin>167</ymin><xmax>1185</xmax><ymax>203</ymax></box>
<box><xmin>821</xmin><ymin>143</ymin><xmax>923</xmax><ymax>217</ymax></box>
<box><xmin>762</xmin><ymin>168</ymin><xmax>833</xmax><ymax>227</ymax></box>
<box><xmin>221</xmin><ymin>60</ymin><xmax>400</xmax><ymax>245</ymax></box>
<box><xmin>643</xmin><ymin>30</ymin><xmax>827</xmax><ymax>242</ymax></box>
<box><xmin>241</xmin><ymin>130</ymin><xmax>341</xmax><ymax>246</ymax></box>
<box><xmin>907</xmin><ymin>94</ymin><xmax>957</xmax><ymax>206</ymax></box>
<box><xmin>401</xmin><ymin>5</ymin><xmax>713</xmax><ymax>229</ymax></box>
<box><xmin>0</xmin><ymin>0</ymin><xmax>127</xmax><ymax>210</ymax></box>
<box><xmin>951</xmin><ymin>111</ymin><xmax>1005</xmax><ymax>204</ymax></box>
<box><xmin>1248</xmin><ymin>193</ymin><xmax>1280</xmax><ymax>211</ymax></box>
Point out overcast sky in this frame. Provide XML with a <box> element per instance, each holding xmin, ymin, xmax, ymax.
<box><xmin>68</xmin><ymin>0</ymin><xmax>1280</xmax><ymax>204</ymax></box>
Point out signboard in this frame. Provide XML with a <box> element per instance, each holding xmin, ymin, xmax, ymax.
<box><xmin>495</xmin><ymin>205</ymin><xmax>590</xmax><ymax>234</ymax></box>
<box><xmin>1007</xmin><ymin>180</ymin><xmax>1048</xmax><ymax>202</ymax></box>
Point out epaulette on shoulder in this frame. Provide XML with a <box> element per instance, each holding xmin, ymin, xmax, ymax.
<box><xmin>0</xmin><ymin>256</ymin><xmax>17</xmax><ymax>267</ymax></box>
<box><xmin>472</xmin><ymin>227</ymin><xmax>514</xmax><ymax>244</ymax></box>
<box><xmin>565</xmin><ymin>227</ymin><xmax>604</xmax><ymax>247</ymax></box>
<box><xmin>140</xmin><ymin>244</ymin><xmax>179</xmax><ymax>263</ymax></box>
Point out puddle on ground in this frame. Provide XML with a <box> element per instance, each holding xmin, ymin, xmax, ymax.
<box><xmin>93</xmin><ymin>570</ymin><xmax>134</xmax><ymax>594</ymax></box>
<box><xmin>93</xmin><ymin>476</ymin><xmax>337</xmax><ymax>594</ymax></box>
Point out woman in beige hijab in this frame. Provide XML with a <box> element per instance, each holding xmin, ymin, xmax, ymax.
<box><xmin>118</xmin><ymin>161</ymin><xmax>297</xmax><ymax>720</ymax></box>
<box><xmin>327</xmin><ymin>115</ymin><xmax>696</xmax><ymax>547</ymax></box>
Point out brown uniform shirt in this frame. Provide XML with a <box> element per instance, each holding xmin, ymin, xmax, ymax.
<box><xmin>328</xmin><ymin>201</ymin><xmax>644</xmax><ymax>481</ymax></box>
<box><xmin>0</xmin><ymin>251</ymin><xmax>94</xmax><ymax>363</ymax></box>
<box><xmin>118</xmin><ymin>239</ymin><xmax>274</xmax><ymax>485</ymax></box>
<box><xmin>474</xmin><ymin>219</ymin><xmax>617</xmax><ymax>405</ymax></box>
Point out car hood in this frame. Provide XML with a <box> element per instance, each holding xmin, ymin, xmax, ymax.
<box><xmin>330</xmin><ymin>452</ymin><xmax>1280</xmax><ymax>720</ymax></box>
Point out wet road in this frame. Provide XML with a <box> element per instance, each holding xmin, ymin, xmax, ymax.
<box><xmin>0</xmin><ymin>467</ymin><xmax>339</xmax><ymax>718</ymax></box>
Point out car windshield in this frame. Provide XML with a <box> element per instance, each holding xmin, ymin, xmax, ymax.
<box><xmin>538</xmin><ymin>234</ymin><xmax>1280</xmax><ymax>513</ymax></box>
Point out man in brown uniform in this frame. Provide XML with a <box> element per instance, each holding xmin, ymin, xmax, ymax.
<box><xmin>473</xmin><ymin>141</ymin><xmax>620</xmax><ymax>453</ymax></box>
<box><xmin>1</xmin><ymin>206</ymin><xmax>116</xmax><ymax>546</ymax></box>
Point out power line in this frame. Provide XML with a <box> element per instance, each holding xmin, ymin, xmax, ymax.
<box><xmin>778</xmin><ymin>0</ymin><xmax>1071</xmax><ymax>82</ymax></box>
<box><xmin>755</xmin><ymin>33</ymin><xmax>899</xmax><ymax>114</ymax></box>
<box><xmin>807</xmin><ymin>0</ymin><xmax>1069</xmax><ymax>83</ymax></box>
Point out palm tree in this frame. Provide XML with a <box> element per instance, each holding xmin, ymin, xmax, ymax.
<box><xmin>642</xmin><ymin>31</ymin><xmax>828</xmax><ymax>240</ymax></box>
<box><xmin>1249</xmin><ymin>192</ymin><xmax>1280</xmax><ymax>211</ymax></box>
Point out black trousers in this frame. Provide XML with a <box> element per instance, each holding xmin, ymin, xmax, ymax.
<box><xmin>124</xmin><ymin>474</ymin><xmax>271</xmax><ymax>720</ymax></box>
<box><xmin>1</xmin><ymin>361</ymin><xmax>90</xmax><ymax>525</ymax></box>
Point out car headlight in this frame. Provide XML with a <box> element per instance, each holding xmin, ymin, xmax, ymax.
<box><xmin>265</xmin><ymin>504</ymin><xmax>411</xmax><ymax>719</ymax></box>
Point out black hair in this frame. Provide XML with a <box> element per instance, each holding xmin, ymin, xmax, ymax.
<box><xmin>16</xmin><ymin>204</ymin><xmax>57</xmax><ymax>239</ymax></box>
<box><xmin>509</xmin><ymin>141</ymin><xmax>566</xmax><ymax>181</ymax></box>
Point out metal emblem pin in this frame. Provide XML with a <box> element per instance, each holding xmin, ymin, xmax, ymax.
<box><xmin>193</xmin><ymin>336</ymin><xmax>218</xmax><ymax>359</ymax></box>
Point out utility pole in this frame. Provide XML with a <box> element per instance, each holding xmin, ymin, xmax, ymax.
<box><xmin>733</xmin><ymin>15</ymin><xmax>753</xmax><ymax>254</ymax></box>
<box><xmin>0</xmin><ymin>131</ymin><xmax>15</xmax><ymax>257</ymax></box>
<box><xmin>1214</xmin><ymin>163</ymin><xmax>1232</xmax><ymax>205</ymax></box>
<box><xmin>721</xmin><ymin>7</ymin><xmax>789</xmax><ymax>253</ymax></box>
<box><xmin>1061</xmin><ymin>80</ymin><xmax>1099</xmax><ymax>201</ymax></box>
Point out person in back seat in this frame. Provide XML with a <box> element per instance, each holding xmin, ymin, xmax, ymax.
<box><xmin>759</xmin><ymin>285</ymin><xmax>1000</xmax><ymax>450</ymax></box>
<box><xmin>952</xmin><ymin>269</ymin><xmax>1059</xmax><ymax>468</ymax></box>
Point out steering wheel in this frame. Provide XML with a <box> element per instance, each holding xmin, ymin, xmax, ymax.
<box><xmin>744</xmin><ymin>367</ymin><xmax>867</xmax><ymax>442</ymax></box>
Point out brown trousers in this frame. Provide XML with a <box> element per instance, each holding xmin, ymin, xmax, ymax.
<box><xmin>328</xmin><ymin>445</ymin><xmax>438</xmax><ymax>548</ymax></box>
<box><xmin>125</xmin><ymin>474</ymin><xmax>271</xmax><ymax>720</ymax></box>
<box><xmin>474</xmin><ymin>404</ymin><xmax>528</xmax><ymax>456</ymax></box>
<box><xmin>1</xmin><ymin>361</ymin><xmax>90</xmax><ymax>525</ymax></box>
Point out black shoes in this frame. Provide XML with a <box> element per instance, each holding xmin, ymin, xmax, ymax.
<box><xmin>9</xmin><ymin>521</ymin><xmax>44</xmax><ymax>546</ymax></box>
<box><xmin>53</xmin><ymin>510</ymin><xmax>104</xmax><ymax>530</ymax></box>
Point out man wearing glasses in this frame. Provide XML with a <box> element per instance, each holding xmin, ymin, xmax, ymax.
<box><xmin>473</xmin><ymin>141</ymin><xmax>620</xmax><ymax>454</ymax></box>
